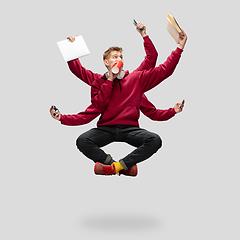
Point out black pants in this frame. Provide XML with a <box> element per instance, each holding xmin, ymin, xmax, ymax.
<box><xmin>76</xmin><ymin>125</ymin><xmax>162</xmax><ymax>170</ymax></box>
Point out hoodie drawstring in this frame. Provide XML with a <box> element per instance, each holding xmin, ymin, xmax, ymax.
<box><xmin>118</xmin><ymin>79</ymin><xmax>122</xmax><ymax>92</ymax></box>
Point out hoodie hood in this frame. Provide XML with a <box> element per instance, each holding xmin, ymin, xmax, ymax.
<box><xmin>104</xmin><ymin>70</ymin><xmax>129</xmax><ymax>80</ymax></box>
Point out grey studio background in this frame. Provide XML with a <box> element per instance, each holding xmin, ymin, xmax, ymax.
<box><xmin>1</xmin><ymin>0</ymin><xmax>239</xmax><ymax>239</ymax></box>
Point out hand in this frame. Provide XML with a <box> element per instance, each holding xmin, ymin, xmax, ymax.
<box><xmin>50</xmin><ymin>106</ymin><xmax>61</xmax><ymax>121</ymax></box>
<box><xmin>178</xmin><ymin>29</ymin><xmax>187</xmax><ymax>50</ymax></box>
<box><xmin>67</xmin><ymin>35</ymin><xmax>78</xmax><ymax>42</ymax></box>
<box><xmin>136</xmin><ymin>22</ymin><xmax>147</xmax><ymax>38</ymax></box>
<box><xmin>174</xmin><ymin>100</ymin><xmax>185</xmax><ymax>113</ymax></box>
<box><xmin>107</xmin><ymin>70</ymin><xmax>118</xmax><ymax>82</ymax></box>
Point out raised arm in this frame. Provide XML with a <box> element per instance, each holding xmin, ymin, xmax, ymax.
<box><xmin>139</xmin><ymin>29</ymin><xmax>187</xmax><ymax>93</ymax></box>
<box><xmin>68</xmin><ymin>59</ymin><xmax>101</xmax><ymax>86</ymax></box>
<box><xmin>134</xmin><ymin>22</ymin><xmax>158</xmax><ymax>71</ymax></box>
<box><xmin>139</xmin><ymin>46</ymin><xmax>183</xmax><ymax>93</ymax></box>
<box><xmin>67</xmin><ymin>36</ymin><xmax>102</xmax><ymax>86</ymax></box>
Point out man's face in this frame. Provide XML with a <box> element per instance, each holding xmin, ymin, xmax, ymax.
<box><xmin>104</xmin><ymin>51</ymin><xmax>123</xmax><ymax>70</ymax></box>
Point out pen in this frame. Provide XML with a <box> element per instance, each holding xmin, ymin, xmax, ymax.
<box><xmin>133</xmin><ymin>19</ymin><xmax>144</xmax><ymax>31</ymax></box>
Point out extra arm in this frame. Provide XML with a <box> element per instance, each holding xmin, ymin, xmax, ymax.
<box><xmin>139</xmin><ymin>47</ymin><xmax>183</xmax><ymax>93</ymax></box>
<box><xmin>134</xmin><ymin>35</ymin><xmax>158</xmax><ymax>71</ymax></box>
<box><xmin>67</xmin><ymin>59</ymin><xmax>101</xmax><ymax>86</ymax></box>
<box><xmin>67</xmin><ymin>36</ymin><xmax>101</xmax><ymax>86</ymax></box>
<box><xmin>140</xmin><ymin>95</ymin><xmax>176</xmax><ymax>121</ymax></box>
<box><xmin>60</xmin><ymin>104</ymin><xmax>101</xmax><ymax>126</ymax></box>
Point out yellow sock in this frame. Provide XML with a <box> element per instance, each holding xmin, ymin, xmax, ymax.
<box><xmin>111</xmin><ymin>162</ymin><xmax>124</xmax><ymax>173</ymax></box>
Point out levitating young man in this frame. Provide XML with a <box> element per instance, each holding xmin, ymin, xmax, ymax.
<box><xmin>51</xmin><ymin>22</ymin><xmax>187</xmax><ymax>176</ymax></box>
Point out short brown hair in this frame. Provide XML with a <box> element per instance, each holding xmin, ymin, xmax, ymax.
<box><xmin>103</xmin><ymin>46</ymin><xmax>123</xmax><ymax>60</ymax></box>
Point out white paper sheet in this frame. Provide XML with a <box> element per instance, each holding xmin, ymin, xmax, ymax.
<box><xmin>57</xmin><ymin>35</ymin><xmax>90</xmax><ymax>62</ymax></box>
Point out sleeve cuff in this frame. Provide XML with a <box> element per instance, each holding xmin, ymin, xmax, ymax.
<box><xmin>176</xmin><ymin>47</ymin><xmax>184</xmax><ymax>54</ymax></box>
<box><xmin>170</xmin><ymin>108</ymin><xmax>176</xmax><ymax>116</ymax></box>
<box><xmin>59</xmin><ymin>114</ymin><xmax>64</xmax><ymax>122</ymax></box>
<box><xmin>106</xmin><ymin>80</ymin><xmax>114</xmax><ymax>85</ymax></box>
<box><xmin>143</xmin><ymin>35</ymin><xmax>149</xmax><ymax>41</ymax></box>
<box><xmin>67</xmin><ymin>58</ymin><xmax>79</xmax><ymax>64</ymax></box>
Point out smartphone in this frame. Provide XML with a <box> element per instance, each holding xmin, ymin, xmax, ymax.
<box><xmin>51</xmin><ymin>105</ymin><xmax>59</xmax><ymax>116</ymax></box>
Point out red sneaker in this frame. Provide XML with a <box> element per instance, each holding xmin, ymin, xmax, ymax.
<box><xmin>94</xmin><ymin>162</ymin><xmax>116</xmax><ymax>176</ymax></box>
<box><xmin>119</xmin><ymin>165</ymin><xmax>138</xmax><ymax>177</ymax></box>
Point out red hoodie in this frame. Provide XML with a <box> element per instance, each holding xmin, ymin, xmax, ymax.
<box><xmin>91</xmin><ymin>47</ymin><xmax>183</xmax><ymax>127</ymax></box>
<box><xmin>60</xmin><ymin>36</ymin><xmax>179</xmax><ymax>126</ymax></box>
<box><xmin>60</xmin><ymin>95</ymin><xmax>176</xmax><ymax>126</ymax></box>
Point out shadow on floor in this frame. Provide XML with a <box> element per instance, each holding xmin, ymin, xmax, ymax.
<box><xmin>80</xmin><ymin>213</ymin><xmax>161</xmax><ymax>232</ymax></box>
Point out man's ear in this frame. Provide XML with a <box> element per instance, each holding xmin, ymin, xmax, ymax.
<box><xmin>104</xmin><ymin>59</ymin><xmax>109</xmax><ymax>67</ymax></box>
